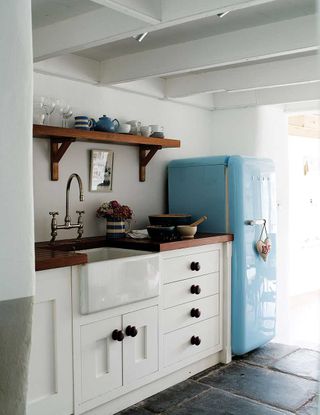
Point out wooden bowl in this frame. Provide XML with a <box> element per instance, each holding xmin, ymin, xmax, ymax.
<box><xmin>176</xmin><ymin>225</ymin><xmax>197</xmax><ymax>239</ymax></box>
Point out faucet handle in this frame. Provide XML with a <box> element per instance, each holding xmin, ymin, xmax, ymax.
<box><xmin>76</xmin><ymin>210</ymin><xmax>85</xmax><ymax>239</ymax></box>
<box><xmin>49</xmin><ymin>211</ymin><xmax>59</xmax><ymax>217</ymax></box>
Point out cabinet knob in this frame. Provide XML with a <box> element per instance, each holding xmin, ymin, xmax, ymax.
<box><xmin>112</xmin><ymin>329</ymin><xmax>124</xmax><ymax>342</ymax></box>
<box><xmin>190</xmin><ymin>284</ymin><xmax>201</xmax><ymax>295</ymax></box>
<box><xmin>190</xmin><ymin>261</ymin><xmax>201</xmax><ymax>271</ymax></box>
<box><xmin>125</xmin><ymin>325</ymin><xmax>138</xmax><ymax>337</ymax></box>
<box><xmin>191</xmin><ymin>308</ymin><xmax>201</xmax><ymax>318</ymax></box>
<box><xmin>191</xmin><ymin>336</ymin><xmax>201</xmax><ymax>346</ymax></box>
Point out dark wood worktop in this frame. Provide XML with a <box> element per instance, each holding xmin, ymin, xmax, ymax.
<box><xmin>35</xmin><ymin>233</ymin><xmax>233</xmax><ymax>271</ymax></box>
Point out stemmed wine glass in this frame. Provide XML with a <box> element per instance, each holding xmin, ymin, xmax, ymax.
<box><xmin>42</xmin><ymin>97</ymin><xmax>56</xmax><ymax>125</ymax></box>
<box><xmin>56</xmin><ymin>99</ymin><xmax>73</xmax><ymax>128</ymax></box>
<box><xmin>33</xmin><ymin>96</ymin><xmax>56</xmax><ymax>125</ymax></box>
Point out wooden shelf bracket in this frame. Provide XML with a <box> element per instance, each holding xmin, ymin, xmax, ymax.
<box><xmin>50</xmin><ymin>139</ymin><xmax>74</xmax><ymax>181</ymax></box>
<box><xmin>139</xmin><ymin>145</ymin><xmax>161</xmax><ymax>182</ymax></box>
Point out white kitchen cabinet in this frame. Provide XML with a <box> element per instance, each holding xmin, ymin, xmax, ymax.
<box><xmin>123</xmin><ymin>306</ymin><xmax>158</xmax><ymax>385</ymax></box>
<box><xmin>31</xmin><ymin>241</ymin><xmax>231</xmax><ymax>415</ymax></box>
<box><xmin>81</xmin><ymin>315</ymin><xmax>123</xmax><ymax>402</ymax></box>
<box><xmin>78</xmin><ymin>305</ymin><xmax>159</xmax><ymax>404</ymax></box>
<box><xmin>27</xmin><ymin>268</ymin><xmax>73</xmax><ymax>415</ymax></box>
<box><xmin>163</xmin><ymin>272</ymin><xmax>220</xmax><ymax>309</ymax></box>
<box><xmin>164</xmin><ymin>316</ymin><xmax>220</xmax><ymax>367</ymax></box>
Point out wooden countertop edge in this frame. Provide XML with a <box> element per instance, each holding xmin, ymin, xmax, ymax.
<box><xmin>35</xmin><ymin>233</ymin><xmax>233</xmax><ymax>271</ymax></box>
<box><xmin>35</xmin><ymin>249</ymin><xmax>87</xmax><ymax>272</ymax></box>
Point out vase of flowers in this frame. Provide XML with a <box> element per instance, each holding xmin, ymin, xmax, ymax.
<box><xmin>96</xmin><ymin>200</ymin><xmax>133</xmax><ymax>238</ymax></box>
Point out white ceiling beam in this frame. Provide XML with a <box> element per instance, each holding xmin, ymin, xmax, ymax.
<box><xmin>33</xmin><ymin>8</ymin><xmax>147</xmax><ymax>62</ymax></box>
<box><xmin>100</xmin><ymin>15</ymin><xmax>318</xmax><ymax>84</ymax></box>
<box><xmin>166</xmin><ymin>54</ymin><xmax>320</xmax><ymax>98</ymax></box>
<box><xmin>33</xmin><ymin>0</ymin><xmax>277</xmax><ymax>62</ymax></box>
<box><xmin>212</xmin><ymin>82</ymin><xmax>320</xmax><ymax>109</ymax></box>
<box><xmin>90</xmin><ymin>0</ymin><xmax>161</xmax><ymax>24</ymax></box>
<box><xmin>161</xmin><ymin>0</ymin><xmax>276</xmax><ymax>22</ymax></box>
<box><xmin>33</xmin><ymin>55</ymin><xmax>100</xmax><ymax>84</ymax></box>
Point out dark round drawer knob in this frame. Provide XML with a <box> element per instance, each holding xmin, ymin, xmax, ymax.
<box><xmin>191</xmin><ymin>308</ymin><xmax>201</xmax><ymax>318</ymax></box>
<box><xmin>112</xmin><ymin>329</ymin><xmax>124</xmax><ymax>342</ymax></box>
<box><xmin>191</xmin><ymin>336</ymin><xmax>201</xmax><ymax>346</ymax></box>
<box><xmin>190</xmin><ymin>284</ymin><xmax>201</xmax><ymax>295</ymax></box>
<box><xmin>190</xmin><ymin>261</ymin><xmax>201</xmax><ymax>271</ymax></box>
<box><xmin>125</xmin><ymin>325</ymin><xmax>138</xmax><ymax>337</ymax></box>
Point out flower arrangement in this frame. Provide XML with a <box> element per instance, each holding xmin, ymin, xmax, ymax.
<box><xmin>96</xmin><ymin>200</ymin><xmax>133</xmax><ymax>220</ymax></box>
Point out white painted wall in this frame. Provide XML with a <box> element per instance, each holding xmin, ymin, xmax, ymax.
<box><xmin>288</xmin><ymin>135</ymin><xmax>320</xmax><ymax>296</ymax></box>
<box><xmin>33</xmin><ymin>73</ymin><xmax>214</xmax><ymax>241</ymax></box>
<box><xmin>0</xmin><ymin>1</ymin><xmax>34</xmax><ymax>301</ymax></box>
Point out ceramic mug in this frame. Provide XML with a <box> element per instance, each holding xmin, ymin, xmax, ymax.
<box><xmin>149</xmin><ymin>125</ymin><xmax>164</xmax><ymax>133</ymax></box>
<box><xmin>140</xmin><ymin>125</ymin><xmax>152</xmax><ymax>137</ymax></box>
<box><xmin>118</xmin><ymin>123</ymin><xmax>131</xmax><ymax>134</ymax></box>
<box><xmin>127</xmin><ymin>120</ymin><xmax>141</xmax><ymax>135</ymax></box>
<box><xmin>74</xmin><ymin>116</ymin><xmax>95</xmax><ymax>130</ymax></box>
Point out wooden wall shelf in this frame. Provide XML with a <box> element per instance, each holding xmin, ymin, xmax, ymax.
<box><xmin>33</xmin><ymin>124</ymin><xmax>181</xmax><ymax>181</ymax></box>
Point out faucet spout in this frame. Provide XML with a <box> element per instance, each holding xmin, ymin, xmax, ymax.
<box><xmin>65</xmin><ymin>173</ymin><xmax>84</xmax><ymax>223</ymax></box>
<box><xmin>49</xmin><ymin>173</ymin><xmax>85</xmax><ymax>242</ymax></box>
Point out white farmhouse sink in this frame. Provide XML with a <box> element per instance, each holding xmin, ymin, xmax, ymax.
<box><xmin>77</xmin><ymin>248</ymin><xmax>160</xmax><ymax>314</ymax></box>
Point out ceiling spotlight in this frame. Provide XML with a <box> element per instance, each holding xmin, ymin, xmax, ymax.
<box><xmin>217</xmin><ymin>11</ymin><xmax>230</xmax><ymax>18</ymax></box>
<box><xmin>133</xmin><ymin>32</ymin><xmax>149</xmax><ymax>42</ymax></box>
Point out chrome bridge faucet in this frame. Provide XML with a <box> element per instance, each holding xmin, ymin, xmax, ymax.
<box><xmin>49</xmin><ymin>173</ymin><xmax>85</xmax><ymax>242</ymax></box>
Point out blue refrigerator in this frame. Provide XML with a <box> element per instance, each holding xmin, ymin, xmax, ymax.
<box><xmin>168</xmin><ymin>156</ymin><xmax>277</xmax><ymax>355</ymax></box>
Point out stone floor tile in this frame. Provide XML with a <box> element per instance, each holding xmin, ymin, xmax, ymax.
<box><xmin>271</xmin><ymin>349</ymin><xmax>320</xmax><ymax>381</ymax></box>
<box><xmin>198</xmin><ymin>362</ymin><xmax>318</xmax><ymax>412</ymax></box>
<box><xmin>191</xmin><ymin>363</ymin><xmax>225</xmax><ymax>381</ymax></box>
<box><xmin>116</xmin><ymin>406</ymin><xmax>153</xmax><ymax>414</ymax></box>
<box><xmin>238</xmin><ymin>343</ymin><xmax>299</xmax><ymax>367</ymax></box>
<box><xmin>165</xmin><ymin>388</ymin><xmax>291</xmax><ymax>415</ymax></box>
<box><xmin>141</xmin><ymin>380</ymin><xmax>210</xmax><ymax>413</ymax></box>
<box><xmin>296</xmin><ymin>395</ymin><xmax>319</xmax><ymax>415</ymax></box>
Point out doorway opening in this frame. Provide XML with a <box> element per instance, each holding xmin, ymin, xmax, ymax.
<box><xmin>279</xmin><ymin>113</ymin><xmax>320</xmax><ymax>350</ymax></box>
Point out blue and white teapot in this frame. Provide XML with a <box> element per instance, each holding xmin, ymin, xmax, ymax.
<box><xmin>94</xmin><ymin>115</ymin><xmax>120</xmax><ymax>133</ymax></box>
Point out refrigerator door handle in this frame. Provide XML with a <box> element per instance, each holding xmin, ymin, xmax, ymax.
<box><xmin>245</xmin><ymin>219</ymin><xmax>266</xmax><ymax>226</ymax></box>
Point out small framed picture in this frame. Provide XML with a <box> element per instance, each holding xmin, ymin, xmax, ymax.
<box><xmin>90</xmin><ymin>149</ymin><xmax>114</xmax><ymax>192</ymax></box>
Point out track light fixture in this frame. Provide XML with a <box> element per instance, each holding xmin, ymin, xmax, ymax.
<box><xmin>217</xmin><ymin>11</ymin><xmax>230</xmax><ymax>18</ymax></box>
<box><xmin>133</xmin><ymin>32</ymin><xmax>149</xmax><ymax>42</ymax></box>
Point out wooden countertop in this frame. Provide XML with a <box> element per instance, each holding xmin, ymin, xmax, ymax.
<box><xmin>35</xmin><ymin>233</ymin><xmax>233</xmax><ymax>271</ymax></box>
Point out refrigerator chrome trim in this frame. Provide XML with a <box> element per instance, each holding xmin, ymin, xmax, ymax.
<box><xmin>245</xmin><ymin>219</ymin><xmax>266</xmax><ymax>226</ymax></box>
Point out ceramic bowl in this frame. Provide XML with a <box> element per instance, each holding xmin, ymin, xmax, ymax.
<box><xmin>147</xmin><ymin>225</ymin><xmax>176</xmax><ymax>242</ymax></box>
<box><xmin>149</xmin><ymin>214</ymin><xmax>192</xmax><ymax>227</ymax></box>
<box><xmin>118</xmin><ymin>123</ymin><xmax>131</xmax><ymax>134</ymax></box>
<box><xmin>176</xmin><ymin>225</ymin><xmax>197</xmax><ymax>239</ymax></box>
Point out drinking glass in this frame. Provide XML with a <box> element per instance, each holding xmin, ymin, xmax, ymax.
<box><xmin>56</xmin><ymin>99</ymin><xmax>73</xmax><ymax>127</ymax></box>
<box><xmin>40</xmin><ymin>96</ymin><xmax>56</xmax><ymax>125</ymax></box>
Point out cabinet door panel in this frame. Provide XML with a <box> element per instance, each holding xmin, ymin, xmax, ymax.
<box><xmin>27</xmin><ymin>268</ymin><xmax>73</xmax><ymax>415</ymax></box>
<box><xmin>123</xmin><ymin>306</ymin><xmax>158</xmax><ymax>385</ymax></box>
<box><xmin>80</xmin><ymin>316</ymin><xmax>122</xmax><ymax>402</ymax></box>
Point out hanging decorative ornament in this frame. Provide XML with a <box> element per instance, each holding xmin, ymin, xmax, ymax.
<box><xmin>256</xmin><ymin>221</ymin><xmax>272</xmax><ymax>262</ymax></box>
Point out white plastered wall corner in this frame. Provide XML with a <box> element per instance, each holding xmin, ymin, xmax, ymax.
<box><xmin>0</xmin><ymin>1</ymin><xmax>35</xmax><ymax>414</ymax></box>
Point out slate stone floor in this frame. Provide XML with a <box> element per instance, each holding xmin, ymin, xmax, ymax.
<box><xmin>117</xmin><ymin>343</ymin><xmax>320</xmax><ymax>415</ymax></box>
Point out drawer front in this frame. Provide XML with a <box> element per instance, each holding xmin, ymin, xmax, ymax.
<box><xmin>163</xmin><ymin>273</ymin><xmax>219</xmax><ymax>309</ymax></box>
<box><xmin>164</xmin><ymin>316</ymin><xmax>220</xmax><ymax>367</ymax></box>
<box><xmin>162</xmin><ymin>249</ymin><xmax>219</xmax><ymax>284</ymax></box>
<box><xmin>162</xmin><ymin>295</ymin><xmax>219</xmax><ymax>333</ymax></box>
